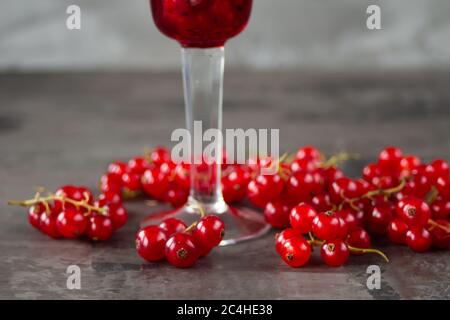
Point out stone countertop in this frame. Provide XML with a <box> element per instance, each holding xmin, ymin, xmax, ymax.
<box><xmin>0</xmin><ymin>71</ymin><xmax>449</xmax><ymax>299</ymax></box>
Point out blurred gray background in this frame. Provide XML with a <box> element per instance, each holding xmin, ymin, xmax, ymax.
<box><xmin>1</xmin><ymin>0</ymin><xmax>450</xmax><ymax>71</ymax></box>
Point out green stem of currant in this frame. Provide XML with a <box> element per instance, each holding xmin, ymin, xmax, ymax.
<box><xmin>347</xmin><ymin>245</ymin><xmax>389</xmax><ymax>263</ymax></box>
<box><xmin>321</xmin><ymin>152</ymin><xmax>360</xmax><ymax>168</ymax></box>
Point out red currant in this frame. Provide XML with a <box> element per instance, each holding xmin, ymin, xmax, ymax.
<box><xmin>367</xmin><ymin>203</ymin><xmax>394</xmax><ymax>235</ymax></box>
<box><xmin>430</xmin><ymin>198</ymin><xmax>450</xmax><ymax>220</ymax></box>
<box><xmin>312</xmin><ymin>211</ymin><xmax>342</xmax><ymax>241</ymax></box>
<box><xmin>39</xmin><ymin>212</ymin><xmax>61</xmax><ymax>239</ymax></box>
<box><xmin>127</xmin><ymin>157</ymin><xmax>151</xmax><ymax>175</ymax></box>
<box><xmin>108</xmin><ymin>161</ymin><xmax>127</xmax><ymax>176</ymax></box>
<box><xmin>142</xmin><ymin>167</ymin><xmax>170</xmax><ymax>199</ymax></box>
<box><xmin>320</xmin><ymin>239</ymin><xmax>350</xmax><ymax>267</ymax></box>
<box><xmin>264</xmin><ymin>201</ymin><xmax>290</xmax><ymax>229</ymax></box>
<box><xmin>286</xmin><ymin>171</ymin><xmax>324</xmax><ymax>200</ymax></box>
<box><xmin>56</xmin><ymin>208</ymin><xmax>87</xmax><ymax>238</ymax></box>
<box><xmin>336</xmin><ymin>209</ymin><xmax>358</xmax><ymax>232</ymax></box>
<box><xmin>378</xmin><ymin>146</ymin><xmax>403</xmax><ymax>173</ymax></box>
<box><xmin>296</xmin><ymin>145</ymin><xmax>322</xmax><ymax>163</ymax></box>
<box><xmin>405</xmin><ymin>227</ymin><xmax>432</xmax><ymax>252</ymax></box>
<box><xmin>149</xmin><ymin>146</ymin><xmax>170</xmax><ymax>167</ymax></box>
<box><xmin>429</xmin><ymin>220</ymin><xmax>450</xmax><ymax>249</ymax></box>
<box><xmin>397</xmin><ymin>196</ymin><xmax>431</xmax><ymax>228</ymax></box>
<box><xmin>165</xmin><ymin>233</ymin><xmax>198</xmax><ymax>268</ymax></box>
<box><xmin>97</xmin><ymin>191</ymin><xmax>122</xmax><ymax>207</ymax></box>
<box><xmin>289</xmin><ymin>203</ymin><xmax>317</xmax><ymax>234</ymax></box>
<box><xmin>122</xmin><ymin>172</ymin><xmax>141</xmax><ymax>193</ymax></box>
<box><xmin>280</xmin><ymin>236</ymin><xmax>311</xmax><ymax>268</ymax></box>
<box><xmin>159</xmin><ymin>218</ymin><xmax>187</xmax><ymax>236</ymax></box>
<box><xmin>136</xmin><ymin>226</ymin><xmax>168</xmax><ymax>262</ymax></box>
<box><xmin>346</xmin><ymin>227</ymin><xmax>371</xmax><ymax>252</ymax></box>
<box><xmin>275</xmin><ymin>228</ymin><xmax>299</xmax><ymax>254</ymax></box>
<box><xmin>105</xmin><ymin>204</ymin><xmax>128</xmax><ymax>229</ymax></box>
<box><xmin>86</xmin><ymin>215</ymin><xmax>114</xmax><ymax>241</ymax></box>
<box><xmin>310</xmin><ymin>194</ymin><xmax>333</xmax><ymax>212</ymax></box>
<box><xmin>100</xmin><ymin>173</ymin><xmax>123</xmax><ymax>194</ymax></box>
<box><xmin>28</xmin><ymin>203</ymin><xmax>45</xmax><ymax>229</ymax></box>
<box><xmin>192</xmin><ymin>215</ymin><xmax>225</xmax><ymax>249</ymax></box>
<box><xmin>387</xmin><ymin>218</ymin><xmax>409</xmax><ymax>244</ymax></box>
<box><xmin>164</xmin><ymin>184</ymin><xmax>189</xmax><ymax>208</ymax></box>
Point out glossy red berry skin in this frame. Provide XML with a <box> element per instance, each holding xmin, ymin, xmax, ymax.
<box><xmin>127</xmin><ymin>157</ymin><xmax>151</xmax><ymax>175</ymax></box>
<box><xmin>28</xmin><ymin>204</ymin><xmax>45</xmax><ymax>229</ymax></box>
<box><xmin>121</xmin><ymin>172</ymin><xmax>141</xmax><ymax>192</ymax></box>
<box><xmin>296</xmin><ymin>145</ymin><xmax>322</xmax><ymax>163</ymax></box>
<box><xmin>329</xmin><ymin>177</ymin><xmax>364</xmax><ymax>204</ymax></box>
<box><xmin>159</xmin><ymin>218</ymin><xmax>187</xmax><ymax>236</ymax></box>
<box><xmin>429</xmin><ymin>220</ymin><xmax>450</xmax><ymax>249</ymax></box>
<box><xmin>378</xmin><ymin>146</ymin><xmax>403</xmax><ymax>172</ymax></box>
<box><xmin>346</xmin><ymin>228</ymin><xmax>371</xmax><ymax>252</ymax></box>
<box><xmin>280</xmin><ymin>236</ymin><xmax>311</xmax><ymax>268</ymax></box>
<box><xmin>97</xmin><ymin>191</ymin><xmax>122</xmax><ymax>207</ymax></box>
<box><xmin>164</xmin><ymin>185</ymin><xmax>189</xmax><ymax>208</ymax></box>
<box><xmin>286</xmin><ymin>171</ymin><xmax>324</xmax><ymax>200</ymax></box>
<box><xmin>387</xmin><ymin>218</ymin><xmax>409</xmax><ymax>244</ymax></box>
<box><xmin>39</xmin><ymin>212</ymin><xmax>61</xmax><ymax>238</ymax></box>
<box><xmin>320</xmin><ymin>239</ymin><xmax>350</xmax><ymax>267</ymax></box>
<box><xmin>311</xmin><ymin>194</ymin><xmax>333</xmax><ymax>212</ymax></box>
<box><xmin>400</xmin><ymin>155</ymin><xmax>421</xmax><ymax>177</ymax></box>
<box><xmin>165</xmin><ymin>233</ymin><xmax>198</xmax><ymax>268</ymax></box>
<box><xmin>149</xmin><ymin>146</ymin><xmax>170</xmax><ymax>167</ymax></box>
<box><xmin>264</xmin><ymin>201</ymin><xmax>290</xmax><ymax>229</ymax></box>
<box><xmin>430</xmin><ymin>198</ymin><xmax>450</xmax><ymax>220</ymax></box>
<box><xmin>290</xmin><ymin>203</ymin><xmax>318</xmax><ymax>234</ymax></box>
<box><xmin>55</xmin><ymin>185</ymin><xmax>94</xmax><ymax>212</ymax></box>
<box><xmin>428</xmin><ymin>159</ymin><xmax>449</xmax><ymax>181</ymax></box>
<box><xmin>105</xmin><ymin>204</ymin><xmax>128</xmax><ymax>230</ymax></box>
<box><xmin>336</xmin><ymin>210</ymin><xmax>358</xmax><ymax>233</ymax></box>
<box><xmin>363</xmin><ymin>163</ymin><xmax>381</xmax><ymax>184</ymax></box>
<box><xmin>141</xmin><ymin>167</ymin><xmax>170</xmax><ymax>200</ymax></box>
<box><xmin>275</xmin><ymin>228</ymin><xmax>299</xmax><ymax>254</ymax></box>
<box><xmin>312</xmin><ymin>211</ymin><xmax>342</xmax><ymax>241</ymax></box>
<box><xmin>367</xmin><ymin>203</ymin><xmax>394</xmax><ymax>235</ymax></box>
<box><xmin>436</xmin><ymin>177</ymin><xmax>449</xmax><ymax>198</ymax></box>
<box><xmin>136</xmin><ymin>226</ymin><xmax>169</xmax><ymax>262</ymax></box>
<box><xmin>397</xmin><ymin>196</ymin><xmax>431</xmax><ymax>228</ymax></box>
<box><xmin>100</xmin><ymin>173</ymin><xmax>123</xmax><ymax>194</ymax></box>
<box><xmin>86</xmin><ymin>215</ymin><xmax>114</xmax><ymax>241</ymax></box>
<box><xmin>108</xmin><ymin>161</ymin><xmax>127</xmax><ymax>176</ymax></box>
<box><xmin>56</xmin><ymin>209</ymin><xmax>87</xmax><ymax>238</ymax></box>
<box><xmin>405</xmin><ymin>227</ymin><xmax>432</xmax><ymax>253</ymax></box>
<box><xmin>192</xmin><ymin>215</ymin><xmax>225</xmax><ymax>248</ymax></box>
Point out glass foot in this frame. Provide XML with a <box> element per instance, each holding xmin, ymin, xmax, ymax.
<box><xmin>140</xmin><ymin>203</ymin><xmax>271</xmax><ymax>246</ymax></box>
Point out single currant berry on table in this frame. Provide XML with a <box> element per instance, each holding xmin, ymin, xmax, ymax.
<box><xmin>429</xmin><ymin>220</ymin><xmax>450</xmax><ymax>250</ymax></box>
<box><xmin>192</xmin><ymin>215</ymin><xmax>225</xmax><ymax>249</ymax></box>
<box><xmin>320</xmin><ymin>239</ymin><xmax>350</xmax><ymax>267</ymax></box>
<box><xmin>86</xmin><ymin>215</ymin><xmax>114</xmax><ymax>241</ymax></box>
<box><xmin>387</xmin><ymin>218</ymin><xmax>409</xmax><ymax>244</ymax></box>
<box><xmin>39</xmin><ymin>211</ymin><xmax>61</xmax><ymax>239</ymax></box>
<box><xmin>165</xmin><ymin>233</ymin><xmax>198</xmax><ymax>268</ymax></box>
<box><xmin>346</xmin><ymin>227</ymin><xmax>371</xmax><ymax>252</ymax></box>
<box><xmin>290</xmin><ymin>203</ymin><xmax>318</xmax><ymax>234</ymax></box>
<box><xmin>136</xmin><ymin>226</ymin><xmax>169</xmax><ymax>262</ymax></box>
<box><xmin>108</xmin><ymin>161</ymin><xmax>127</xmax><ymax>176</ymax></box>
<box><xmin>280</xmin><ymin>236</ymin><xmax>311</xmax><ymax>268</ymax></box>
<box><xmin>159</xmin><ymin>218</ymin><xmax>187</xmax><ymax>236</ymax></box>
<box><xmin>56</xmin><ymin>208</ymin><xmax>87</xmax><ymax>238</ymax></box>
<box><xmin>396</xmin><ymin>196</ymin><xmax>431</xmax><ymax>228</ymax></box>
<box><xmin>312</xmin><ymin>211</ymin><xmax>343</xmax><ymax>241</ymax></box>
<box><xmin>28</xmin><ymin>203</ymin><xmax>45</xmax><ymax>229</ymax></box>
<box><xmin>275</xmin><ymin>228</ymin><xmax>300</xmax><ymax>254</ymax></box>
<box><xmin>264</xmin><ymin>201</ymin><xmax>290</xmax><ymax>229</ymax></box>
<box><xmin>127</xmin><ymin>156</ymin><xmax>151</xmax><ymax>175</ymax></box>
<box><xmin>405</xmin><ymin>227</ymin><xmax>432</xmax><ymax>253</ymax></box>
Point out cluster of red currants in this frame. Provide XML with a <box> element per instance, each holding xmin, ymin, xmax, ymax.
<box><xmin>136</xmin><ymin>214</ymin><xmax>225</xmax><ymax>268</ymax></box>
<box><xmin>9</xmin><ymin>185</ymin><xmax>128</xmax><ymax>241</ymax></box>
<box><xmin>260</xmin><ymin>146</ymin><xmax>449</xmax><ymax>268</ymax></box>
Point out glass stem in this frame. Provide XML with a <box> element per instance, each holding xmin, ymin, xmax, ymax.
<box><xmin>181</xmin><ymin>47</ymin><xmax>227</xmax><ymax>214</ymax></box>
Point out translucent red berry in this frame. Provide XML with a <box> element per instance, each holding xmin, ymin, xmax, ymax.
<box><xmin>136</xmin><ymin>226</ymin><xmax>168</xmax><ymax>262</ymax></box>
<box><xmin>280</xmin><ymin>236</ymin><xmax>311</xmax><ymax>268</ymax></box>
<box><xmin>165</xmin><ymin>233</ymin><xmax>198</xmax><ymax>268</ymax></box>
<box><xmin>320</xmin><ymin>239</ymin><xmax>349</xmax><ymax>267</ymax></box>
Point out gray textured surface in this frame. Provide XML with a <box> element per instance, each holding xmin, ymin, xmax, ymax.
<box><xmin>0</xmin><ymin>71</ymin><xmax>449</xmax><ymax>299</ymax></box>
<box><xmin>2</xmin><ymin>0</ymin><xmax>450</xmax><ymax>71</ymax></box>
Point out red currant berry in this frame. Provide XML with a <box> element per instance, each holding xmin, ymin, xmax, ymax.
<box><xmin>378</xmin><ymin>146</ymin><xmax>403</xmax><ymax>172</ymax></box>
<box><xmin>28</xmin><ymin>203</ymin><xmax>45</xmax><ymax>229</ymax></box>
<box><xmin>149</xmin><ymin>146</ymin><xmax>170</xmax><ymax>167</ymax></box>
<box><xmin>436</xmin><ymin>177</ymin><xmax>449</xmax><ymax>198</ymax></box>
<box><xmin>405</xmin><ymin>227</ymin><xmax>432</xmax><ymax>253</ymax></box>
<box><xmin>397</xmin><ymin>196</ymin><xmax>431</xmax><ymax>228</ymax></box>
<box><xmin>159</xmin><ymin>218</ymin><xmax>187</xmax><ymax>236</ymax></box>
<box><xmin>346</xmin><ymin>227</ymin><xmax>371</xmax><ymax>252</ymax></box>
<box><xmin>39</xmin><ymin>212</ymin><xmax>61</xmax><ymax>239</ymax></box>
<box><xmin>367</xmin><ymin>203</ymin><xmax>394</xmax><ymax>235</ymax></box>
<box><xmin>430</xmin><ymin>198</ymin><xmax>450</xmax><ymax>220</ymax></box>
<box><xmin>311</xmin><ymin>194</ymin><xmax>333</xmax><ymax>212</ymax></box>
<box><xmin>286</xmin><ymin>171</ymin><xmax>324</xmax><ymax>199</ymax></box>
<box><xmin>429</xmin><ymin>220</ymin><xmax>450</xmax><ymax>249</ymax></box>
<box><xmin>142</xmin><ymin>167</ymin><xmax>170</xmax><ymax>199</ymax></box>
<box><xmin>105</xmin><ymin>204</ymin><xmax>128</xmax><ymax>229</ymax></box>
<box><xmin>164</xmin><ymin>184</ymin><xmax>188</xmax><ymax>208</ymax></box>
<box><xmin>127</xmin><ymin>157</ymin><xmax>151</xmax><ymax>175</ymax></box>
<box><xmin>122</xmin><ymin>172</ymin><xmax>141</xmax><ymax>192</ymax></box>
<box><xmin>290</xmin><ymin>158</ymin><xmax>317</xmax><ymax>172</ymax></box>
<box><xmin>289</xmin><ymin>203</ymin><xmax>317</xmax><ymax>234</ymax></box>
<box><xmin>320</xmin><ymin>239</ymin><xmax>350</xmax><ymax>267</ymax></box>
<box><xmin>329</xmin><ymin>177</ymin><xmax>364</xmax><ymax>204</ymax></box>
<box><xmin>56</xmin><ymin>208</ymin><xmax>87</xmax><ymax>238</ymax></box>
<box><xmin>86</xmin><ymin>215</ymin><xmax>114</xmax><ymax>241</ymax></box>
<box><xmin>275</xmin><ymin>228</ymin><xmax>299</xmax><ymax>254</ymax></box>
<box><xmin>400</xmin><ymin>155</ymin><xmax>421</xmax><ymax>177</ymax></box>
<box><xmin>280</xmin><ymin>236</ymin><xmax>311</xmax><ymax>268</ymax></box>
<box><xmin>363</xmin><ymin>163</ymin><xmax>381</xmax><ymax>184</ymax></box>
<box><xmin>192</xmin><ymin>215</ymin><xmax>225</xmax><ymax>249</ymax></box>
<box><xmin>174</xmin><ymin>163</ymin><xmax>190</xmax><ymax>190</ymax></box>
<box><xmin>135</xmin><ymin>226</ymin><xmax>168</xmax><ymax>262</ymax></box>
<box><xmin>264</xmin><ymin>201</ymin><xmax>290</xmax><ymax>229</ymax></box>
<box><xmin>165</xmin><ymin>233</ymin><xmax>198</xmax><ymax>268</ymax></box>
<box><xmin>108</xmin><ymin>161</ymin><xmax>127</xmax><ymax>176</ymax></box>
<box><xmin>431</xmin><ymin>159</ymin><xmax>449</xmax><ymax>179</ymax></box>
<box><xmin>97</xmin><ymin>191</ymin><xmax>122</xmax><ymax>207</ymax></box>
<box><xmin>336</xmin><ymin>209</ymin><xmax>358</xmax><ymax>233</ymax></box>
<box><xmin>296</xmin><ymin>145</ymin><xmax>322</xmax><ymax>163</ymax></box>
<box><xmin>100</xmin><ymin>173</ymin><xmax>123</xmax><ymax>194</ymax></box>
<box><xmin>387</xmin><ymin>218</ymin><xmax>409</xmax><ymax>244</ymax></box>
<box><xmin>312</xmin><ymin>211</ymin><xmax>342</xmax><ymax>241</ymax></box>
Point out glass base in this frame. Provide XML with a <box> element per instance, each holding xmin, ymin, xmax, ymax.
<box><xmin>140</xmin><ymin>201</ymin><xmax>271</xmax><ymax>246</ymax></box>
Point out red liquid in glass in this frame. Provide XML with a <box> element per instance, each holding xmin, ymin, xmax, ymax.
<box><xmin>150</xmin><ymin>0</ymin><xmax>253</xmax><ymax>48</ymax></box>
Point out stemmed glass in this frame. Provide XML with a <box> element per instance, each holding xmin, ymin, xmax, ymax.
<box><xmin>145</xmin><ymin>0</ymin><xmax>270</xmax><ymax>245</ymax></box>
